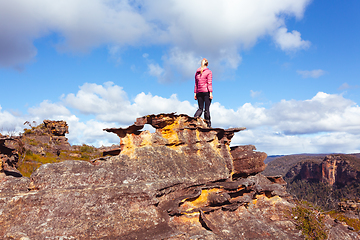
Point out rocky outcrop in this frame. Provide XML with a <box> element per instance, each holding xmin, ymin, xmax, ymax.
<box><xmin>0</xmin><ymin>136</ymin><xmax>22</xmax><ymax>177</ymax></box>
<box><xmin>231</xmin><ymin>145</ymin><xmax>267</xmax><ymax>177</ymax></box>
<box><xmin>23</xmin><ymin>120</ymin><xmax>71</xmax><ymax>155</ymax></box>
<box><xmin>0</xmin><ymin>114</ymin><xmax>358</xmax><ymax>239</ymax></box>
<box><xmin>338</xmin><ymin>200</ymin><xmax>360</xmax><ymax>213</ymax></box>
<box><xmin>104</xmin><ymin>113</ymin><xmax>246</xmax><ymax>176</ymax></box>
<box><xmin>43</xmin><ymin>120</ymin><xmax>69</xmax><ymax>136</ymax></box>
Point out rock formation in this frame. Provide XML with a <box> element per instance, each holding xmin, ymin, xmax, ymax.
<box><xmin>338</xmin><ymin>200</ymin><xmax>360</xmax><ymax>217</ymax></box>
<box><xmin>0</xmin><ymin>114</ymin><xmax>358</xmax><ymax>239</ymax></box>
<box><xmin>0</xmin><ymin>136</ymin><xmax>22</xmax><ymax>176</ymax></box>
<box><xmin>22</xmin><ymin>120</ymin><xmax>71</xmax><ymax>156</ymax></box>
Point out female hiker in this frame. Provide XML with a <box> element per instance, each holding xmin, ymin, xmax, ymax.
<box><xmin>194</xmin><ymin>58</ymin><xmax>213</xmax><ymax>127</ymax></box>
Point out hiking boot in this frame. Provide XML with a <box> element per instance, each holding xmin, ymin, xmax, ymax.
<box><xmin>206</xmin><ymin>120</ymin><xmax>211</xmax><ymax>128</ymax></box>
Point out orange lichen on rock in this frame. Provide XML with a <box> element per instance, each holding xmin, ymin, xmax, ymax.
<box><xmin>158</xmin><ymin>119</ymin><xmax>182</xmax><ymax>150</ymax></box>
<box><xmin>119</xmin><ymin>131</ymin><xmax>154</xmax><ymax>157</ymax></box>
<box><xmin>180</xmin><ymin>188</ymin><xmax>221</xmax><ymax>211</ymax></box>
<box><xmin>119</xmin><ymin>134</ymin><xmax>136</xmax><ymax>157</ymax></box>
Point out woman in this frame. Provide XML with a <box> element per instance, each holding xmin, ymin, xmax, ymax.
<box><xmin>194</xmin><ymin>58</ymin><xmax>213</xmax><ymax>127</ymax></box>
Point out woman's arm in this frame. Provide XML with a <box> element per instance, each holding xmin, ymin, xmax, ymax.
<box><xmin>208</xmin><ymin>71</ymin><xmax>213</xmax><ymax>99</ymax></box>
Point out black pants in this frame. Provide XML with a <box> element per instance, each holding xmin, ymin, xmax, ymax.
<box><xmin>194</xmin><ymin>92</ymin><xmax>211</xmax><ymax>124</ymax></box>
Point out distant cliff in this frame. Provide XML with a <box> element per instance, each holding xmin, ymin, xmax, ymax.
<box><xmin>264</xmin><ymin>153</ymin><xmax>360</xmax><ymax>211</ymax></box>
<box><xmin>284</xmin><ymin>154</ymin><xmax>360</xmax><ymax>187</ymax></box>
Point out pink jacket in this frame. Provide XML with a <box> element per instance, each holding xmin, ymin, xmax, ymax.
<box><xmin>194</xmin><ymin>67</ymin><xmax>213</xmax><ymax>93</ymax></box>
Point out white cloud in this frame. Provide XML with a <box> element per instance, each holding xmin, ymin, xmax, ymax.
<box><xmin>338</xmin><ymin>82</ymin><xmax>359</xmax><ymax>90</ymax></box>
<box><xmin>66</xmin><ymin>118</ymin><xmax>120</xmax><ymax>147</ymax></box>
<box><xmin>268</xmin><ymin>92</ymin><xmax>359</xmax><ymax>134</ymax></box>
<box><xmin>0</xmin><ymin>0</ymin><xmax>311</xmax><ymax>77</ymax></box>
<box><xmin>209</xmin><ymin>91</ymin><xmax>360</xmax><ymax>154</ymax></box>
<box><xmin>148</xmin><ymin>63</ymin><xmax>164</xmax><ymax>78</ymax></box>
<box><xmin>63</xmin><ymin>82</ymin><xmax>195</xmax><ymax>124</ymax></box>
<box><xmin>231</xmin><ymin>130</ymin><xmax>360</xmax><ymax>155</ymax></box>
<box><xmin>297</xmin><ymin>69</ymin><xmax>326</xmax><ymax>78</ymax></box>
<box><xmin>250</xmin><ymin>90</ymin><xmax>262</xmax><ymax>98</ymax></box>
<box><xmin>28</xmin><ymin>100</ymin><xmax>72</xmax><ymax>120</ymax></box>
<box><xmin>63</xmin><ymin>82</ymin><xmax>130</xmax><ymax>116</ymax></box>
<box><xmin>273</xmin><ymin>27</ymin><xmax>311</xmax><ymax>52</ymax></box>
<box><xmin>132</xmin><ymin>92</ymin><xmax>195</xmax><ymax>116</ymax></box>
<box><xmin>213</xmin><ymin>91</ymin><xmax>360</xmax><ymax>135</ymax></box>
<box><xmin>159</xmin><ymin>47</ymin><xmax>199</xmax><ymax>82</ymax></box>
<box><xmin>0</xmin><ymin>106</ymin><xmax>25</xmax><ymax>134</ymax></box>
<box><xmin>339</xmin><ymin>83</ymin><xmax>350</xmax><ymax>90</ymax></box>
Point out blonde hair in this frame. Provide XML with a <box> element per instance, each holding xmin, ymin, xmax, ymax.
<box><xmin>200</xmin><ymin>58</ymin><xmax>208</xmax><ymax>74</ymax></box>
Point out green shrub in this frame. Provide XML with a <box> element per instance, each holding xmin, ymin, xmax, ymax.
<box><xmin>17</xmin><ymin>161</ymin><xmax>41</xmax><ymax>178</ymax></box>
<box><xmin>29</xmin><ymin>139</ymin><xmax>39</xmax><ymax>146</ymax></box>
<box><xmin>80</xmin><ymin>144</ymin><xmax>94</xmax><ymax>153</ymax></box>
<box><xmin>25</xmin><ymin>149</ymin><xmax>33</xmax><ymax>156</ymax></box>
<box><xmin>292</xmin><ymin>201</ymin><xmax>327</xmax><ymax>240</ymax></box>
<box><xmin>18</xmin><ymin>152</ymin><xmax>59</xmax><ymax>177</ymax></box>
<box><xmin>23</xmin><ymin>129</ymin><xmax>33</xmax><ymax>135</ymax></box>
<box><xmin>328</xmin><ymin>210</ymin><xmax>360</xmax><ymax>231</ymax></box>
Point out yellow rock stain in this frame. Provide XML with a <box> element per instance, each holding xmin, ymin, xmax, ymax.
<box><xmin>139</xmin><ymin>131</ymin><xmax>152</xmax><ymax>147</ymax></box>
<box><xmin>160</xmin><ymin>118</ymin><xmax>182</xmax><ymax>150</ymax></box>
<box><xmin>120</xmin><ymin>134</ymin><xmax>136</xmax><ymax>157</ymax></box>
<box><xmin>195</xmin><ymin>129</ymin><xmax>200</xmax><ymax>142</ymax></box>
<box><xmin>180</xmin><ymin>188</ymin><xmax>220</xmax><ymax>212</ymax></box>
<box><xmin>208</xmin><ymin>137</ymin><xmax>221</xmax><ymax>156</ymax></box>
<box><xmin>252</xmin><ymin>194</ymin><xmax>283</xmax><ymax>205</ymax></box>
<box><xmin>120</xmin><ymin>131</ymin><xmax>153</xmax><ymax>157</ymax></box>
<box><xmin>174</xmin><ymin>188</ymin><xmax>221</xmax><ymax>225</ymax></box>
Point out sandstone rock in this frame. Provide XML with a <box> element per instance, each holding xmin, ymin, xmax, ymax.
<box><xmin>43</xmin><ymin>120</ymin><xmax>69</xmax><ymax>136</ymax></box>
<box><xmin>104</xmin><ymin>113</ymin><xmax>246</xmax><ymax>176</ymax></box>
<box><xmin>322</xmin><ymin>155</ymin><xmax>359</xmax><ymax>186</ymax></box>
<box><xmin>0</xmin><ymin>136</ymin><xmax>21</xmax><ymax>176</ymax></box>
<box><xmin>0</xmin><ymin>114</ymin><xmax>358</xmax><ymax>239</ymax></box>
<box><xmin>0</xmin><ymin>155</ymin><xmax>3</xmax><ymax>177</ymax></box>
<box><xmin>102</xmin><ymin>147</ymin><xmax>121</xmax><ymax>156</ymax></box>
<box><xmin>20</xmin><ymin>120</ymin><xmax>72</xmax><ymax>159</ymax></box>
<box><xmin>231</xmin><ymin>145</ymin><xmax>267</xmax><ymax>177</ymax></box>
<box><xmin>338</xmin><ymin>200</ymin><xmax>360</xmax><ymax>215</ymax></box>
<box><xmin>0</xmin><ymin>175</ymin><xmax>30</xmax><ymax>194</ymax></box>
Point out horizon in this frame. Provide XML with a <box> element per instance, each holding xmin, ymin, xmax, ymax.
<box><xmin>1</xmin><ymin>0</ymin><xmax>359</xmax><ymax>155</ymax></box>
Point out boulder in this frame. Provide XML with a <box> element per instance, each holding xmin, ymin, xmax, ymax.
<box><xmin>231</xmin><ymin>145</ymin><xmax>267</xmax><ymax>177</ymax></box>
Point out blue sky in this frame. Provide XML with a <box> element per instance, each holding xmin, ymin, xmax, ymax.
<box><xmin>0</xmin><ymin>0</ymin><xmax>359</xmax><ymax>155</ymax></box>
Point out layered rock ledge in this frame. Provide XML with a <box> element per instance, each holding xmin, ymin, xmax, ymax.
<box><xmin>0</xmin><ymin>114</ymin><xmax>358</xmax><ymax>239</ymax></box>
